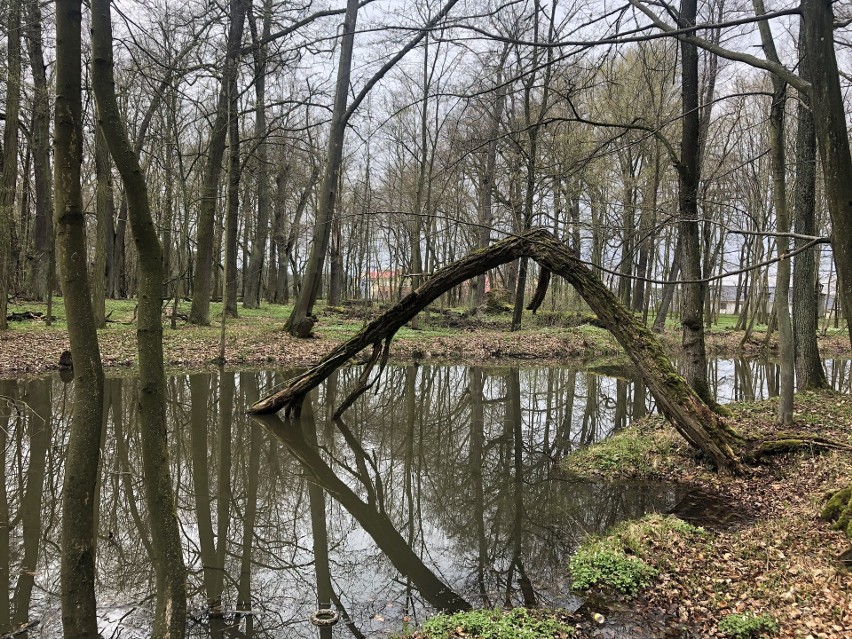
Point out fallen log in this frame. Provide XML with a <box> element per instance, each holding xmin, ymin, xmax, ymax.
<box><xmin>249</xmin><ymin>228</ymin><xmax>843</xmax><ymax>474</ymax></box>
<box><xmin>6</xmin><ymin>311</ymin><xmax>44</xmax><ymax>321</ymax></box>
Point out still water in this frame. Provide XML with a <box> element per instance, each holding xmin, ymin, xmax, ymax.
<box><xmin>1</xmin><ymin>358</ymin><xmax>850</xmax><ymax>637</ymax></box>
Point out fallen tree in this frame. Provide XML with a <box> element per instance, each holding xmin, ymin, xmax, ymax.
<box><xmin>250</xmin><ymin>228</ymin><xmax>849</xmax><ymax>475</ymax></box>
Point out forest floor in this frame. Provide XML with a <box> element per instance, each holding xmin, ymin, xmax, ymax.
<box><xmin>559</xmin><ymin>390</ymin><xmax>852</xmax><ymax>639</ymax></box>
<box><xmin>1</xmin><ymin>297</ymin><xmax>849</xmax><ymax>377</ymax></box>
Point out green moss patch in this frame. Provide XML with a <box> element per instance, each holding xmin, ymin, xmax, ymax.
<box><xmin>418</xmin><ymin>608</ymin><xmax>573</xmax><ymax>639</ymax></box>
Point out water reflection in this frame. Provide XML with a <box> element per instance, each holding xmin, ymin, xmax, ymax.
<box><xmin>0</xmin><ymin>357</ymin><xmax>848</xmax><ymax>637</ymax></box>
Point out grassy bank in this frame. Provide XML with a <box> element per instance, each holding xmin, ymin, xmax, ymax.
<box><xmin>558</xmin><ymin>390</ymin><xmax>852</xmax><ymax>638</ymax></box>
<box><xmin>2</xmin><ymin>297</ymin><xmax>849</xmax><ymax>377</ymax></box>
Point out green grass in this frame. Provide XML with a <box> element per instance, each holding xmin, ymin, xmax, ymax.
<box><xmin>569</xmin><ymin>542</ymin><xmax>657</xmax><ymax>596</ymax></box>
<box><xmin>717</xmin><ymin>612</ymin><xmax>779</xmax><ymax>638</ymax></box>
<box><xmin>568</xmin><ymin>514</ymin><xmax>707</xmax><ymax>596</ymax></box>
<box><xmin>419</xmin><ymin>608</ymin><xmax>573</xmax><ymax>639</ymax></box>
<box><xmin>561</xmin><ymin>422</ymin><xmax>680</xmax><ymax>478</ymax></box>
<box><xmin>9</xmin><ymin>298</ymin><xmax>846</xmax><ymax>345</ymax></box>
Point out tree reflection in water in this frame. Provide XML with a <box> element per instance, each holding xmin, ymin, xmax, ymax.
<box><xmin>0</xmin><ymin>357</ymin><xmax>848</xmax><ymax>636</ymax></box>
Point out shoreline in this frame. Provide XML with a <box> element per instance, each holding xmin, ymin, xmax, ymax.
<box><xmin>1</xmin><ymin>318</ymin><xmax>850</xmax><ymax>379</ymax></box>
<box><xmin>557</xmin><ymin>391</ymin><xmax>852</xmax><ymax>638</ymax></box>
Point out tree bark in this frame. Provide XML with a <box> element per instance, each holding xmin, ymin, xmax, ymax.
<box><xmin>55</xmin><ymin>0</ymin><xmax>105</xmax><ymax>633</ymax></box>
<box><xmin>0</xmin><ymin>0</ymin><xmax>22</xmax><ymax>331</ymax></box>
<box><xmin>189</xmin><ymin>0</ymin><xmax>247</xmax><ymax>324</ymax></box>
<box><xmin>93</xmin><ymin>119</ymin><xmax>114</xmax><ymax>328</ymax></box>
<box><xmin>792</xmin><ymin>25</ymin><xmax>828</xmax><ymax>390</ymax></box>
<box><xmin>653</xmin><ymin>236</ymin><xmax>680</xmax><ymax>332</ymax></box>
<box><xmin>753</xmin><ymin>0</ymin><xmax>793</xmax><ymax>425</ymax></box>
<box><xmin>25</xmin><ymin>0</ymin><xmax>54</xmax><ymax>304</ymax></box>
<box><xmin>91</xmin><ymin>0</ymin><xmax>187</xmax><ymax>632</ymax></box>
<box><xmin>471</xmin><ymin>49</ymin><xmax>508</xmax><ymax>309</ymax></box>
<box><xmin>802</xmin><ymin>0</ymin><xmax>852</xmax><ymax>541</ymax></box>
<box><xmin>243</xmin><ymin>0</ymin><xmax>271</xmax><ymax>309</ymax></box>
<box><xmin>511</xmin><ymin>9</ymin><xmax>552</xmax><ymax>331</ymax></box>
<box><xmin>802</xmin><ymin>0</ymin><xmax>852</xmax><ymax>350</ymax></box>
<box><xmin>677</xmin><ymin>0</ymin><xmax>714</xmax><ymax>409</ymax></box>
<box><xmin>251</xmin><ymin>228</ymin><xmax>745</xmax><ymax>473</ymax></box>
<box><xmin>224</xmin><ymin>91</ymin><xmax>240</xmax><ymax>318</ymax></box>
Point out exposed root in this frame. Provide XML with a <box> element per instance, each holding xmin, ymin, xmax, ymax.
<box><xmin>742</xmin><ymin>433</ymin><xmax>852</xmax><ymax>464</ymax></box>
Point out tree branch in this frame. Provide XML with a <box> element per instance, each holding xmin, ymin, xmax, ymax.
<box><xmin>626</xmin><ymin>0</ymin><xmax>810</xmax><ymax>92</ymax></box>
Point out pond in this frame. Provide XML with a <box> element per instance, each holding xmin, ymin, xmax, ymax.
<box><xmin>1</xmin><ymin>357</ymin><xmax>850</xmax><ymax>637</ymax></box>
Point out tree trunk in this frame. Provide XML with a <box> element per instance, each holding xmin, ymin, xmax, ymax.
<box><xmin>792</xmin><ymin>25</ymin><xmax>828</xmax><ymax>390</ymax></box>
<box><xmin>111</xmin><ymin>198</ymin><xmax>127</xmax><ymax>298</ymax></box>
<box><xmin>251</xmin><ymin>228</ymin><xmax>745</xmax><ymax>473</ymax></box>
<box><xmin>25</xmin><ymin>0</ymin><xmax>54</xmax><ymax>303</ymax></box>
<box><xmin>676</xmin><ymin>0</ymin><xmax>715</xmax><ymax>410</ymax></box>
<box><xmin>55</xmin><ymin>0</ymin><xmax>105</xmax><ymax>633</ymax></box>
<box><xmin>328</xmin><ymin>214</ymin><xmax>343</xmax><ymax>305</ymax></box>
<box><xmin>653</xmin><ymin>238</ymin><xmax>680</xmax><ymax>332</ymax></box>
<box><xmin>93</xmin><ymin>119</ymin><xmax>114</xmax><ymax>328</ymax></box>
<box><xmin>802</xmin><ymin>0</ymin><xmax>852</xmax><ymax>350</ymax></box>
<box><xmin>511</xmin><ymin>13</ymin><xmax>551</xmax><ymax>331</ymax></box>
<box><xmin>189</xmin><ymin>0</ymin><xmax>247</xmax><ymax>325</ymax></box>
<box><xmin>224</xmin><ymin>91</ymin><xmax>240</xmax><ymax>318</ymax></box>
<box><xmin>91</xmin><ymin>0</ymin><xmax>187</xmax><ymax>632</ymax></box>
<box><xmin>285</xmin><ymin>0</ymin><xmax>359</xmax><ymax>336</ymax></box>
<box><xmin>0</xmin><ymin>0</ymin><xmax>22</xmax><ymax>330</ymax></box>
<box><xmin>634</xmin><ymin>153</ymin><xmax>660</xmax><ymax>317</ymax></box>
<box><xmin>243</xmin><ymin>0</ymin><xmax>271</xmax><ymax>309</ymax></box>
<box><xmin>803</xmin><ymin>0</ymin><xmax>852</xmax><ymax>541</ymax></box>
<box><xmin>753</xmin><ymin>0</ymin><xmax>793</xmax><ymax>425</ymax></box>
<box><xmin>471</xmin><ymin>49</ymin><xmax>508</xmax><ymax>309</ymax></box>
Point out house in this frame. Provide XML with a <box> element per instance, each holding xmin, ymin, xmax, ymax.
<box><xmin>363</xmin><ymin>270</ymin><xmax>411</xmax><ymax>300</ymax></box>
<box><xmin>716</xmin><ymin>284</ymin><xmax>832</xmax><ymax>317</ymax></box>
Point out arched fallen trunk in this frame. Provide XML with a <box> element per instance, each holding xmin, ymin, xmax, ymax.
<box><xmin>250</xmin><ymin>228</ymin><xmax>847</xmax><ymax>474</ymax></box>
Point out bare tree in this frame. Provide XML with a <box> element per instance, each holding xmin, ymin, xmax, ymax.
<box><xmin>91</xmin><ymin>0</ymin><xmax>188</xmax><ymax>632</ymax></box>
<box><xmin>24</xmin><ymin>0</ymin><xmax>54</xmax><ymax>307</ymax></box>
<box><xmin>54</xmin><ymin>0</ymin><xmax>106</xmax><ymax>633</ymax></box>
<box><xmin>189</xmin><ymin>0</ymin><xmax>248</xmax><ymax>325</ymax></box>
<box><xmin>243</xmin><ymin>0</ymin><xmax>273</xmax><ymax>309</ymax></box>
<box><xmin>792</xmin><ymin>26</ymin><xmax>827</xmax><ymax>390</ymax></box>
<box><xmin>753</xmin><ymin>0</ymin><xmax>793</xmax><ymax>424</ymax></box>
<box><xmin>0</xmin><ymin>0</ymin><xmax>22</xmax><ymax>330</ymax></box>
<box><xmin>285</xmin><ymin>0</ymin><xmax>462</xmax><ymax>336</ymax></box>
